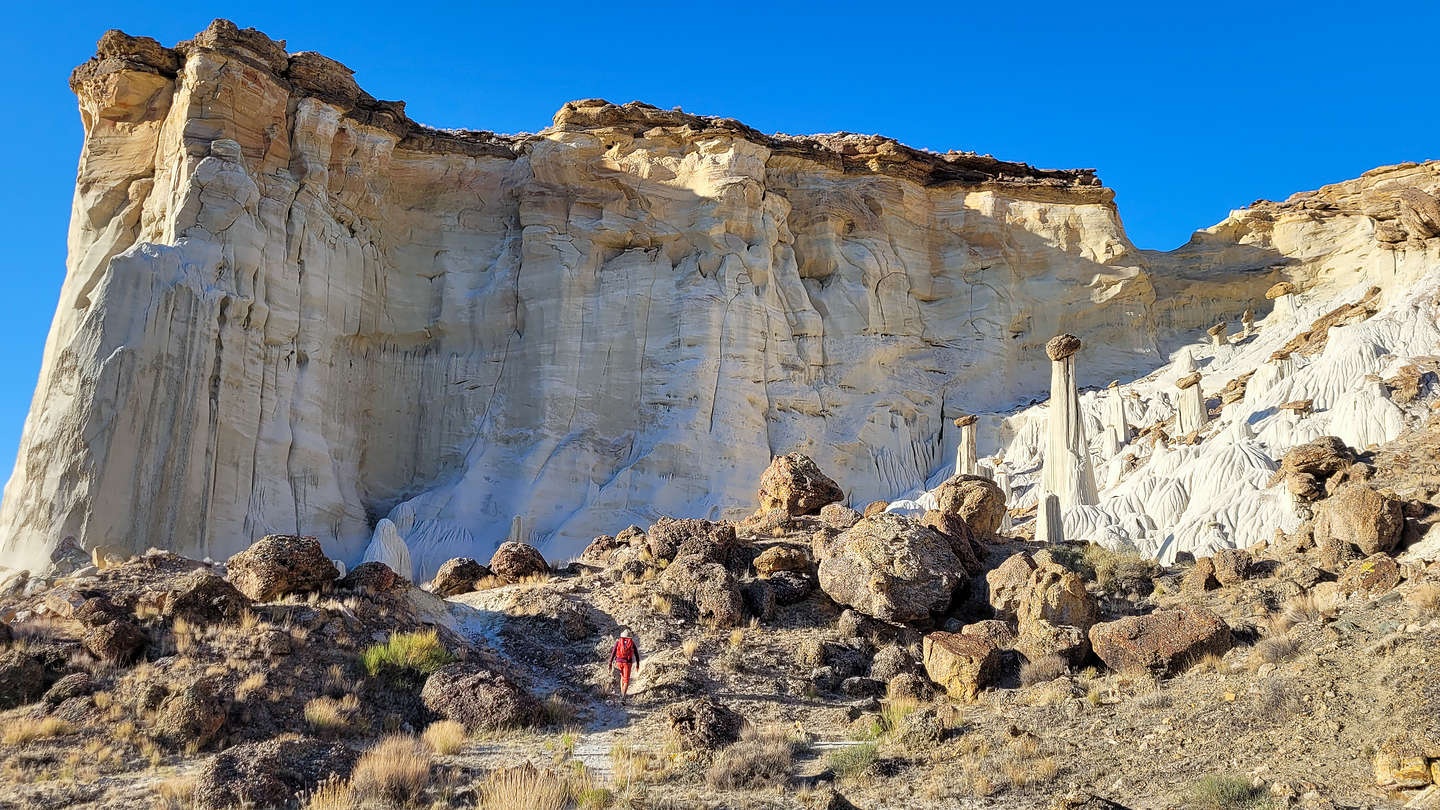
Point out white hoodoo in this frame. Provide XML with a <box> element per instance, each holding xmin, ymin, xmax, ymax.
<box><xmin>1175</xmin><ymin>371</ymin><xmax>1208</xmax><ymax>435</ymax></box>
<box><xmin>953</xmin><ymin>414</ymin><xmax>979</xmax><ymax>477</ymax></box>
<box><xmin>1041</xmin><ymin>334</ymin><xmax>1099</xmax><ymax>508</ymax></box>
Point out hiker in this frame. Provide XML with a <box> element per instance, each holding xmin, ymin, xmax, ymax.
<box><xmin>610</xmin><ymin>629</ymin><xmax>641</xmax><ymax>703</ymax></box>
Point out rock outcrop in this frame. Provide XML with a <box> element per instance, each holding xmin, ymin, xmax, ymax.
<box><xmin>817</xmin><ymin>513</ymin><xmax>965</xmax><ymax>622</ymax></box>
<box><xmin>0</xmin><ymin>20</ymin><xmax>1290</xmax><ymax>575</ymax></box>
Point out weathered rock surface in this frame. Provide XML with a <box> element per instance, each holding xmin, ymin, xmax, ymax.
<box><xmin>657</xmin><ymin>554</ymin><xmax>745</xmax><ymax>627</ymax></box>
<box><xmin>1315</xmin><ymin>482</ymin><xmax>1404</xmax><ymax>556</ymax></box>
<box><xmin>1088</xmin><ymin>608</ymin><xmax>1232</xmax><ymax>675</ymax></box>
<box><xmin>664</xmin><ymin>697</ymin><xmax>743</xmax><ymax>752</ymax></box>
<box><xmin>0</xmin><ymin>20</ymin><xmax>1290</xmax><ymax>575</ymax></box>
<box><xmin>193</xmin><ymin>736</ymin><xmax>357</xmax><ymax>810</ymax></box>
<box><xmin>922</xmin><ymin>631</ymin><xmax>1001</xmax><ymax>700</ymax></box>
<box><xmin>429</xmin><ymin>557</ymin><xmax>490</xmax><ymax>596</ymax></box>
<box><xmin>817</xmin><ymin>513</ymin><xmax>965</xmax><ymax>622</ymax></box>
<box><xmin>225</xmin><ymin>535</ymin><xmax>338</xmax><ymax>601</ymax></box>
<box><xmin>421</xmin><ymin>663</ymin><xmax>544</xmax><ymax>731</ymax></box>
<box><xmin>488</xmin><ymin>542</ymin><xmax>548</xmax><ymax>582</ymax></box>
<box><xmin>933</xmin><ymin>474</ymin><xmax>1007</xmax><ymax>537</ymax></box>
<box><xmin>647</xmin><ymin>518</ymin><xmax>736</xmax><ymax>564</ymax></box>
<box><xmin>757</xmin><ymin>453</ymin><xmax>844</xmax><ymax>515</ymax></box>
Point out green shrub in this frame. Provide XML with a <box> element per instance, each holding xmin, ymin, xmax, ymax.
<box><xmin>1188</xmin><ymin>774</ymin><xmax>1268</xmax><ymax>809</ymax></box>
<box><xmin>827</xmin><ymin>741</ymin><xmax>879</xmax><ymax>781</ymax></box>
<box><xmin>361</xmin><ymin>630</ymin><xmax>454</xmax><ymax>682</ymax></box>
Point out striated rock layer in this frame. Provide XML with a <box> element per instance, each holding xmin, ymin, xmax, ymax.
<box><xmin>0</xmin><ymin>20</ymin><xmax>1344</xmax><ymax>575</ymax></box>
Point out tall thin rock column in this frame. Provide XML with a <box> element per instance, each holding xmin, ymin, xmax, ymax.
<box><xmin>953</xmin><ymin>414</ymin><xmax>978</xmax><ymax>477</ymax></box>
<box><xmin>1104</xmin><ymin>380</ymin><xmax>1131</xmax><ymax>446</ymax></box>
<box><xmin>1207</xmin><ymin>322</ymin><xmax>1229</xmax><ymax>348</ymax></box>
<box><xmin>1042</xmin><ymin>334</ymin><xmax>1099</xmax><ymax>508</ymax></box>
<box><xmin>1267</xmin><ymin>281</ymin><xmax>1298</xmax><ymax>321</ymax></box>
<box><xmin>993</xmin><ymin>469</ymin><xmax>1013</xmax><ymax>533</ymax></box>
<box><xmin>1241</xmin><ymin>307</ymin><xmax>1255</xmax><ymax>339</ymax></box>
<box><xmin>1175</xmin><ymin>371</ymin><xmax>1208</xmax><ymax>435</ymax></box>
<box><xmin>1037</xmin><ymin>492</ymin><xmax>1064</xmax><ymax>544</ymax></box>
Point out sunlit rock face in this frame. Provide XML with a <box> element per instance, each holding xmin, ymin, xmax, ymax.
<box><xmin>0</xmin><ymin>21</ymin><xmax>1285</xmax><ymax>576</ymax></box>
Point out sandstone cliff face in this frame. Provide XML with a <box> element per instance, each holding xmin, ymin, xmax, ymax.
<box><xmin>0</xmin><ymin>21</ymin><xmax>1296</xmax><ymax>575</ymax></box>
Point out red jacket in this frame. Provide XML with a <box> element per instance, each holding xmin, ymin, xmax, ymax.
<box><xmin>611</xmin><ymin>637</ymin><xmax>639</xmax><ymax>666</ymax></box>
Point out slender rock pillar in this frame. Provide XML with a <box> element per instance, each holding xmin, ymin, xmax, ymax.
<box><xmin>1241</xmin><ymin>307</ymin><xmax>1255</xmax><ymax>339</ymax></box>
<box><xmin>953</xmin><ymin>414</ymin><xmax>978</xmax><ymax>477</ymax></box>
<box><xmin>1037</xmin><ymin>492</ymin><xmax>1064</xmax><ymax>544</ymax></box>
<box><xmin>1245</xmin><ymin>349</ymin><xmax>1293</xmax><ymax>406</ymax></box>
<box><xmin>1207</xmin><ymin>322</ymin><xmax>1229</xmax><ymax>348</ymax></box>
<box><xmin>1041</xmin><ymin>334</ymin><xmax>1099</xmax><ymax>508</ymax></box>
<box><xmin>1174</xmin><ymin>346</ymin><xmax>1197</xmax><ymax>375</ymax></box>
<box><xmin>1267</xmin><ymin>281</ymin><xmax>1297</xmax><ymax>321</ymax></box>
<box><xmin>1104</xmin><ymin>380</ymin><xmax>1131</xmax><ymax>446</ymax></box>
<box><xmin>1175</xmin><ymin>371</ymin><xmax>1208</xmax><ymax>435</ymax></box>
<box><xmin>993</xmin><ymin>470</ymin><xmax>1013</xmax><ymax>533</ymax></box>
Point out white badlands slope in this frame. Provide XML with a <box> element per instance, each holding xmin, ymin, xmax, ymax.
<box><xmin>1</xmin><ymin>20</ymin><xmax>1437</xmax><ymax>577</ymax></box>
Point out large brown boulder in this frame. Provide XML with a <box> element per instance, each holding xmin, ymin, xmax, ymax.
<box><xmin>920</xmin><ymin>510</ymin><xmax>983</xmax><ymax>575</ymax></box>
<box><xmin>922</xmin><ymin>631</ymin><xmax>1002</xmax><ymax>700</ymax></box>
<box><xmin>647</xmin><ymin>518</ymin><xmax>736</xmax><ymax>563</ymax></box>
<box><xmin>429</xmin><ymin>557</ymin><xmax>491</xmax><ymax>597</ymax></box>
<box><xmin>1017</xmin><ymin>563</ymin><xmax>1099</xmax><ymax>632</ymax></box>
<box><xmin>757</xmin><ymin>453</ymin><xmax>844</xmax><ymax>515</ymax></box>
<box><xmin>817</xmin><ymin>513</ymin><xmax>966</xmax><ymax>623</ymax></box>
<box><xmin>933</xmin><ymin>475</ymin><xmax>1006</xmax><ymax>538</ymax></box>
<box><xmin>83</xmin><ymin>620</ymin><xmax>146</xmax><ymax>663</ymax></box>
<box><xmin>153</xmin><ymin>679</ymin><xmax>226</xmax><ymax>749</ymax></box>
<box><xmin>338</xmin><ymin>561</ymin><xmax>403</xmax><ymax>594</ymax></box>
<box><xmin>1315</xmin><ymin>482</ymin><xmax>1404</xmax><ymax>556</ymax></box>
<box><xmin>753</xmin><ymin>546</ymin><xmax>810</xmax><ymax>577</ymax></box>
<box><xmin>1210</xmin><ymin>549</ymin><xmax>1253</xmax><ymax>587</ymax></box>
<box><xmin>225</xmin><ymin>535</ymin><xmax>338</xmax><ymax>601</ymax></box>
<box><xmin>1088</xmin><ymin>608</ymin><xmax>1232</xmax><ymax>675</ymax></box>
<box><xmin>488</xmin><ymin>541</ymin><xmax>549</xmax><ymax>582</ymax></box>
<box><xmin>163</xmin><ymin>570</ymin><xmax>251</xmax><ymax>625</ymax></box>
<box><xmin>0</xmin><ymin>649</ymin><xmax>46</xmax><ymax>709</ymax></box>
<box><xmin>664</xmin><ymin>697</ymin><xmax>743</xmax><ymax>752</ymax></box>
<box><xmin>986</xmin><ymin>552</ymin><xmax>1037</xmax><ymax>621</ymax></box>
<box><xmin>658</xmin><ymin>555</ymin><xmax>744</xmax><ymax>627</ymax></box>
<box><xmin>1269</xmin><ymin>436</ymin><xmax>1355</xmax><ymax>502</ymax></box>
<box><xmin>580</xmin><ymin>534</ymin><xmax>624</xmax><ymax>565</ymax></box>
<box><xmin>194</xmin><ymin>736</ymin><xmax>357</xmax><ymax>810</ymax></box>
<box><xmin>421</xmin><ymin>663</ymin><xmax>544</xmax><ymax>731</ymax></box>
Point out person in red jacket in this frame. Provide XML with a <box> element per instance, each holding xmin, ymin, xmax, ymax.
<box><xmin>610</xmin><ymin>629</ymin><xmax>641</xmax><ymax>703</ymax></box>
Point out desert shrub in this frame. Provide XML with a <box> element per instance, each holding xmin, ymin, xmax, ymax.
<box><xmin>1253</xmin><ymin>678</ymin><xmax>1303</xmax><ymax>721</ymax></box>
<box><xmin>2</xmin><ymin>717</ymin><xmax>75</xmax><ymax>744</ymax></box>
<box><xmin>1250</xmin><ymin>634</ymin><xmax>1301</xmax><ymax>667</ymax></box>
<box><xmin>349</xmin><ymin>735</ymin><xmax>433</xmax><ymax>804</ymax></box>
<box><xmin>304</xmin><ymin>694</ymin><xmax>362</xmax><ymax>736</ymax></box>
<box><xmin>1188</xmin><ymin>774</ymin><xmax>1268</xmax><ymax>809</ymax></box>
<box><xmin>421</xmin><ymin>720</ymin><xmax>467</xmax><ymax>755</ymax></box>
<box><xmin>826</xmin><ymin>740</ymin><xmax>879</xmax><ymax>781</ymax></box>
<box><xmin>151</xmin><ymin>776</ymin><xmax>197</xmax><ymax>810</ymax></box>
<box><xmin>879</xmin><ymin>697</ymin><xmax>920</xmax><ymax>736</ymax></box>
<box><xmin>541</xmin><ymin>694</ymin><xmax>579</xmax><ymax>728</ymax></box>
<box><xmin>361</xmin><ymin>630</ymin><xmax>454</xmax><ymax>681</ymax></box>
<box><xmin>706</xmin><ymin>725</ymin><xmax>797</xmax><ymax>789</ymax></box>
<box><xmin>1085</xmin><ymin>544</ymin><xmax>1160</xmax><ymax>595</ymax></box>
<box><xmin>1282</xmin><ymin>592</ymin><xmax>1335</xmax><ymax>626</ymax></box>
<box><xmin>681</xmin><ymin>637</ymin><xmax>701</xmax><ymax>660</ymax></box>
<box><xmin>475</xmin><ymin>765</ymin><xmax>572</xmax><ymax>810</ymax></box>
<box><xmin>1020</xmin><ymin>654</ymin><xmax>1069</xmax><ymax>686</ymax></box>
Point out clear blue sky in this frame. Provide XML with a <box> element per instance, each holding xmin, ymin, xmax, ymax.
<box><xmin>0</xmin><ymin>1</ymin><xmax>1436</xmax><ymax>473</ymax></box>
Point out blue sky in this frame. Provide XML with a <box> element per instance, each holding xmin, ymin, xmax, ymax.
<box><xmin>0</xmin><ymin>1</ymin><xmax>1436</xmax><ymax>473</ymax></box>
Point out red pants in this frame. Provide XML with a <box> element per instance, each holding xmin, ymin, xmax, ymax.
<box><xmin>616</xmin><ymin>661</ymin><xmax>633</xmax><ymax>692</ymax></box>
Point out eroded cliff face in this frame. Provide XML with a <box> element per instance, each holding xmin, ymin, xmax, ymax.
<box><xmin>0</xmin><ymin>21</ymin><xmax>1299</xmax><ymax>575</ymax></box>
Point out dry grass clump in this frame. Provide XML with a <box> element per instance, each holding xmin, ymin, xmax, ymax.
<box><xmin>233</xmin><ymin>672</ymin><xmax>268</xmax><ymax>701</ymax></box>
<box><xmin>1084</xmin><ymin>544</ymin><xmax>1161</xmax><ymax>595</ymax></box>
<box><xmin>349</xmin><ymin>735</ymin><xmax>433</xmax><ymax>804</ymax></box>
<box><xmin>1020</xmin><ymin>654</ymin><xmax>1069</xmax><ymax>686</ymax></box>
<box><xmin>706</xmin><ymin>725</ymin><xmax>797</xmax><ymax>790</ymax></box>
<box><xmin>421</xmin><ymin>720</ymin><xmax>467</xmax><ymax>755</ymax></box>
<box><xmin>361</xmin><ymin>630</ymin><xmax>454</xmax><ymax>681</ymax></box>
<box><xmin>1188</xmin><ymin>773</ymin><xmax>1267</xmax><ymax>809</ymax></box>
<box><xmin>611</xmin><ymin>742</ymin><xmax>670</xmax><ymax>788</ymax></box>
<box><xmin>681</xmin><ymin>637</ymin><xmax>701</xmax><ymax>660</ymax></box>
<box><xmin>1250</xmin><ymin>634</ymin><xmax>1302</xmax><ymax>668</ymax></box>
<box><xmin>728</xmin><ymin>628</ymin><xmax>745</xmax><ymax>649</ymax></box>
<box><xmin>650</xmin><ymin>593</ymin><xmax>673</xmax><ymax>615</ymax></box>
<box><xmin>879</xmin><ymin>697</ymin><xmax>920</xmax><ymax>736</ymax></box>
<box><xmin>1253</xmin><ymin>677</ymin><xmax>1303</xmax><ymax>721</ymax></box>
<box><xmin>475</xmin><ymin>765</ymin><xmax>573</xmax><ymax>810</ymax></box>
<box><xmin>542</xmin><ymin>694</ymin><xmax>579</xmax><ymax>728</ymax></box>
<box><xmin>150</xmin><ymin>776</ymin><xmax>196</xmax><ymax>810</ymax></box>
<box><xmin>1282</xmin><ymin>592</ymin><xmax>1337</xmax><ymax>627</ymax></box>
<box><xmin>304</xmin><ymin>694</ymin><xmax>363</xmax><ymax>736</ymax></box>
<box><xmin>827</xmin><ymin>740</ymin><xmax>879</xmax><ymax>782</ymax></box>
<box><xmin>3</xmin><ymin>717</ymin><xmax>75</xmax><ymax>745</ymax></box>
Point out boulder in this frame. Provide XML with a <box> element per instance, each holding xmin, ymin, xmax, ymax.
<box><xmin>225</xmin><ymin>535</ymin><xmax>339</xmax><ymax>601</ymax></box>
<box><xmin>83</xmin><ymin>619</ymin><xmax>146</xmax><ymax>663</ymax></box>
<box><xmin>1339</xmin><ymin>553</ymin><xmax>1403</xmax><ymax>596</ymax></box>
<box><xmin>885</xmin><ymin>672</ymin><xmax>935</xmax><ymax>702</ymax></box>
<box><xmin>920</xmin><ymin>510</ymin><xmax>983</xmax><ymax>575</ymax></box>
<box><xmin>194</xmin><ymin>736</ymin><xmax>357</xmax><ymax>810</ymax></box>
<box><xmin>430</xmin><ymin>557</ymin><xmax>491</xmax><ymax>597</ymax></box>
<box><xmin>817</xmin><ymin>513</ymin><xmax>966</xmax><ymax>623</ymax></box>
<box><xmin>1374</xmin><ymin>740</ymin><xmax>1431</xmax><ymax>789</ymax></box>
<box><xmin>664</xmin><ymin>697</ymin><xmax>743</xmax><ymax>752</ymax></box>
<box><xmin>1211</xmin><ymin>549</ymin><xmax>1253</xmax><ymax>586</ymax></box>
<box><xmin>740</xmin><ymin>578</ymin><xmax>776</xmax><ymax>621</ymax></box>
<box><xmin>1088</xmin><ymin>608</ymin><xmax>1232</xmax><ymax>675</ymax></box>
<box><xmin>647</xmin><ymin>518</ymin><xmax>736</xmax><ymax>563</ymax></box>
<box><xmin>757</xmin><ymin>453</ymin><xmax>844</xmax><ymax>515</ymax></box>
<box><xmin>933</xmin><ymin>475</ymin><xmax>1006</xmax><ymax>537</ymax></box>
<box><xmin>421</xmin><ymin>663</ymin><xmax>544</xmax><ymax>731</ymax></box>
<box><xmin>960</xmin><ymin>620</ymin><xmax>1018</xmax><ymax>650</ymax></box>
<box><xmin>657</xmin><ymin>554</ymin><xmax>744</xmax><ymax>627</ymax></box>
<box><xmin>580</xmin><ymin>534</ymin><xmax>623</xmax><ymax>565</ymax></box>
<box><xmin>1015</xmin><ymin>619</ymin><xmax>1089</xmax><ymax>666</ymax></box>
<box><xmin>986</xmin><ymin>552</ymin><xmax>1037</xmax><ymax>620</ymax></box>
<box><xmin>487</xmin><ymin>542</ymin><xmax>546</xmax><ymax>581</ymax></box>
<box><xmin>338</xmin><ymin>561</ymin><xmax>402</xmax><ymax>593</ymax></box>
<box><xmin>75</xmin><ymin>596</ymin><xmax>127</xmax><ymax>628</ymax></box>
<box><xmin>0</xmin><ymin>649</ymin><xmax>46</xmax><ymax>709</ymax></box>
<box><xmin>163</xmin><ymin>570</ymin><xmax>251</xmax><ymax>624</ymax></box>
<box><xmin>753</xmin><ymin>546</ymin><xmax>810</xmax><ymax>577</ymax></box>
<box><xmin>922</xmin><ymin>631</ymin><xmax>1001</xmax><ymax>700</ymax></box>
<box><xmin>897</xmin><ymin>706</ymin><xmax>945</xmax><ymax>747</ymax></box>
<box><xmin>767</xmin><ymin>570</ymin><xmax>814</xmax><ymax>605</ymax></box>
<box><xmin>819</xmin><ymin>503</ymin><xmax>863</xmax><ymax>530</ymax></box>
<box><xmin>1181</xmin><ymin>557</ymin><xmax>1218</xmax><ymax>594</ymax></box>
<box><xmin>869</xmin><ymin>645</ymin><xmax>919</xmax><ymax>682</ymax></box>
<box><xmin>863</xmin><ymin>501</ymin><xmax>888</xmax><ymax>517</ymax></box>
<box><xmin>43</xmin><ymin>672</ymin><xmax>96</xmax><ymax>706</ymax></box>
<box><xmin>1269</xmin><ymin>437</ymin><xmax>1355</xmax><ymax>501</ymax></box>
<box><xmin>1016</xmin><ymin>563</ymin><xmax>1099</xmax><ymax>632</ymax></box>
<box><xmin>1315</xmin><ymin>482</ymin><xmax>1404</xmax><ymax>555</ymax></box>
<box><xmin>154</xmin><ymin>679</ymin><xmax>226</xmax><ymax>748</ymax></box>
